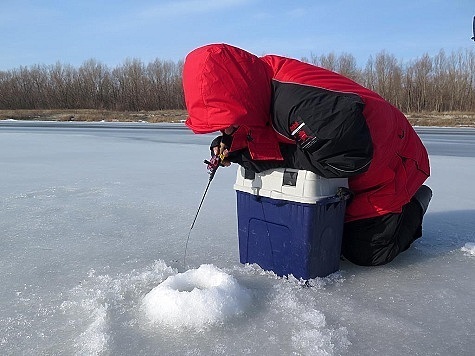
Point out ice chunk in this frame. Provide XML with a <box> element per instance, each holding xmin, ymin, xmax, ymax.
<box><xmin>461</xmin><ymin>242</ymin><xmax>475</xmax><ymax>256</ymax></box>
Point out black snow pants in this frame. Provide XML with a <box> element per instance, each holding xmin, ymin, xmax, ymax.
<box><xmin>341</xmin><ymin>199</ymin><xmax>424</xmax><ymax>266</ymax></box>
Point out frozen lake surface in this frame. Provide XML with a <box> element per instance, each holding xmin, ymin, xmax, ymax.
<box><xmin>1</xmin><ymin>121</ymin><xmax>474</xmax><ymax>355</ymax></box>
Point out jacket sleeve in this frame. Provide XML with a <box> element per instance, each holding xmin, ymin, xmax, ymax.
<box><xmin>227</xmin><ymin>144</ymin><xmax>326</xmax><ymax>175</ymax></box>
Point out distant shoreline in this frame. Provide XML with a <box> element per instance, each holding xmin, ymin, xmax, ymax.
<box><xmin>0</xmin><ymin>109</ymin><xmax>187</xmax><ymax>124</ymax></box>
<box><xmin>1</xmin><ymin>109</ymin><xmax>474</xmax><ymax>128</ymax></box>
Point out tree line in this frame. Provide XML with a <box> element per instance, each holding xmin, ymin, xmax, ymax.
<box><xmin>306</xmin><ymin>48</ymin><xmax>475</xmax><ymax>112</ymax></box>
<box><xmin>0</xmin><ymin>58</ymin><xmax>184</xmax><ymax>111</ymax></box>
<box><xmin>0</xmin><ymin>49</ymin><xmax>474</xmax><ymax>113</ymax></box>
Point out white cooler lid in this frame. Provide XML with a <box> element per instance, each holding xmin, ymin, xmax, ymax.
<box><xmin>233</xmin><ymin>167</ymin><xmax>348</xmax><ymax>204</ymax></box>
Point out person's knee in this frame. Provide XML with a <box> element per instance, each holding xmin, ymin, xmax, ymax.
<box><xmin>342</xmin><ymin>244</ymin><xmax>397</xmax><ymax>266</ymax></box>
<box><xmin>342</xmin><ymin>218</ymin><xmax>400</xmax><ymax>266</ymax></box>
<box><xmin>412</xmin><ymin>185</ymin><xmax>432</xmax><ymax>215</ymax></box>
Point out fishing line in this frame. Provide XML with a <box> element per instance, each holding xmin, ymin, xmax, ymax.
<box><xmin>183</xmin><ymin>177</ymin><xmax>213</xmax><ymax>268</ymax></box>
<box><xmin>183</xmin><ymin>153</ymin><xmax>223</xmax><ymax>269</ymax></box>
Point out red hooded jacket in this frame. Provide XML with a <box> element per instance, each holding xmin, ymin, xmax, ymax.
<box><xmin>183</xmin><ymin>44</ymin><xmax>430</xmax><ymax>222</ymax></box>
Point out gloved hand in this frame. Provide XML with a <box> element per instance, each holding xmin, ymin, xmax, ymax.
<box><xmin>209</xmin><ymin>134</ymin><xmax>233</xmax><ymax>166</ymax></box>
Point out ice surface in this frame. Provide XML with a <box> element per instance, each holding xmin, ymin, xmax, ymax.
<box><xmin>0</xmin><ymin>122</ymin><xmax>474</xmax><ymax>355</ymax></box>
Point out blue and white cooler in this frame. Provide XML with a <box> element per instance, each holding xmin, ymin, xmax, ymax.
<box><xmin>233</xmin><ymin>167</ymin><xmax>350</xmax><ymax>279</ymax></box>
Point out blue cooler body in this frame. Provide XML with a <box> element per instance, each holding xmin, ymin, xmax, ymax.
<box><xmin>234</xmin><ymin>167</ymin><xmax>349</xmax><ymax>279</ymax></box>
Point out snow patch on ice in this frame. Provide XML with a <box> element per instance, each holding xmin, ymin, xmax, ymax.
<box><xmin>59</xmin><ymin>260</ymin><xmax>348</xmax><ymax>355</ymax></box>
<box><xmin>234</xmin><ymin>263</ymin><xmax>350</xmax><ymax>355</ymax></box>
<box><xmin>271</xmin><ymin>282</ymin><xmax>351</xmax><ymax>356</ymax></box>
<box><xmin>141</xmin><ymin>264</ymin><xmax>252</xmax><ymax>329</ymax></box>
<box><xmin>60</xmin><ymin>260</ymin><xmax>176</xmax><ymax>355</ymax></box>
<box><xmin>461</xmin><ymin>242</ymin><xmax>475</xmax><ymax>256</ymax></box>
<box><xmin>74</xmin><ymin>301</ymin><xmax>109</xmax><ymax>355</ymax></box>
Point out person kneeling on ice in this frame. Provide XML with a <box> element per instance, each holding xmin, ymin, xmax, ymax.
<box><xmin>182</xmin><ymin>43</ymin><xmax>432</xmax><ymax>267</ymax></box>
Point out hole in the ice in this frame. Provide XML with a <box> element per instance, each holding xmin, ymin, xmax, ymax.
<box><xmin>175</xmin><ymin>283</ymin><xmax>204</xmax><ymax>292</ymax></box>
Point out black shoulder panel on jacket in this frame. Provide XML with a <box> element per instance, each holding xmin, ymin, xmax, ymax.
<box><xmin>271</xmin><ymin>80</ymin><xmax>373</xmax><ymax>178</ymax></box>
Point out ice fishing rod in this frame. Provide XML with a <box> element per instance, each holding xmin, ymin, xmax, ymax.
<box><xmin>183</xmin><ymin>152</ymin><xmax>224</xmax><ymax>268</ymax></box>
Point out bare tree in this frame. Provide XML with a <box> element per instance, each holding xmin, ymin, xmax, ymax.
<box><xmin>405</xmin><ymin>53</ymin><xmax>432</xmax><ymax>112</ymax></box>
<box><xmin>78</xmin><ymin>59</ymin><xmax>112</xmax><ymax>109</ymax></box>
<box><xmin>336</xmin><ymin>53</ymin><xmax>362</xmax><ymax>83</ymax></box>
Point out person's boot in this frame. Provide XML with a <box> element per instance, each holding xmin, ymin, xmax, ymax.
<box><xmin>412</xmin><ymin>185</ymin><xmax>432</xmax><ymax>215</ymax></box>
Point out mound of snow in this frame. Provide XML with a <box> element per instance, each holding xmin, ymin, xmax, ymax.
<box><xmin>141</xmin><ymin>264</ymin><xmax>252</xmax><ymax>329</ymax></box>
<box><xmin>461</xmin><ymin>242</ymin><xmax>475</xmax><ymax>256</ymax></box>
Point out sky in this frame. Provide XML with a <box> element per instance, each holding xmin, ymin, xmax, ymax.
<box><xmin>1</xmin><ymin>0</ymin><xmax>474</xmax><ymax>71</ymax></box>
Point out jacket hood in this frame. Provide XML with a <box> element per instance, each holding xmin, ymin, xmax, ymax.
<box><xmin>183</xmin><ymin>43</ymin><xmax>284</xmax><ymax>160</ymax></box>
<box><xmin>183</xmin><ymin>43</ymin><xmax>272</xmax><ymax>134</ymax></box>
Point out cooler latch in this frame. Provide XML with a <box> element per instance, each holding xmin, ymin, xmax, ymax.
<box><xmin>283</xmin><ymin>170</ymin><xmax>298</xmax><ymax>186</ymax></box>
